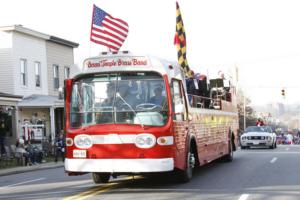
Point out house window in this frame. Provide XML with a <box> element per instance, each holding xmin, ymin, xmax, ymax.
<box><xmin>53</xmin><ymin>65</ymin><xmax>59</xmax><ymax>89</ymax></box>
<box><xmin>35</xmin><ymin>62</ymin><xmax>41</xmax><ymax>87</ymax></box>
<box><xmin>64</xmin><ymin>67</ymin><xmax>70</xmax><ymax>79</ymax></box>
<box><xmin>20</xmin><ymin>59</ymin><xmax>27</xmax><ymax>86</ymax></box>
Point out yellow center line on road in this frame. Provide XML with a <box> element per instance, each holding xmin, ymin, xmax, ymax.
<box><xmin>63</xmin><ymin>176</ymin><xmax>142</xmax><ymax>200</ymax></box>
<box><xmin>64</xmin><ymin>182</ymin><xmax>118</xmax><ymax>200</ymax></box>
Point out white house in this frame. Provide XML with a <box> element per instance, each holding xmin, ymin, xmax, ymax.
<box><xmin>0</xmin><ymin>25</ymin><xmax>79</xmax><ymax>145</ymax></box>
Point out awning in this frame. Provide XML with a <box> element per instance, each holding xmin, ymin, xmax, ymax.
<box><xmin>18</xmin><ymin>94</ymin><xmax>64</xmax><ymax>108</ymax></box>
<box><xmin>0</xmin><ymin>92</ymin><xmax>22</xmax><ymax>106</ymax></box>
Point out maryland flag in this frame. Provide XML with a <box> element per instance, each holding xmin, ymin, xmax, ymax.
<box><xmin>174</xmin><ymin>2</ymin><xmax>192</xmax><ymax>77</ymax></box>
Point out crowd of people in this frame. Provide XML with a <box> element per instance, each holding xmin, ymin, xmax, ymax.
<box><xmin>15</xmin><ymin>132</ymin><xmax>65</xmax><ymax>166</ymax></box>
<box><xmin>185</xmin><ymin>71</ymin><xmax>209</xmax><ymax>106</ymax></box>
<box><xmin>1</xmin><ymin>131</ymin><xmax>66</xmax><ymax>167</ymax></box>
<box><xmin>255</xmin><ymin>118</ymin><xmax>300</xmax><ymax>145</ymax></box>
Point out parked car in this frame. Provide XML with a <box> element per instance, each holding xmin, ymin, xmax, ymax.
<box><xmin>240</xmin><ymin>126</ymin><xmax>277</xmax><ymax>149</ymax></box>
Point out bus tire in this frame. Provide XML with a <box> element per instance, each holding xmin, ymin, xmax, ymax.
<box><xmin>175</xmin><ymin>143</ymin><xmax>196</xmax><ymax>183</ymax></box>
<box><xmin>92</xmin><ymin>172</ymin><xmax>110</xmax><ymax>184</ymax></box>
<box><xmin>223</xmin><ymin>133</ymin><xmax>234</xmax><ymax>162</ymax></box>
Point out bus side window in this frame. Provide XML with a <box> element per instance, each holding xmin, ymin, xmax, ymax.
<box><xmin>171</xmin><ymin>80</ymin><xmax>187</xmax><ymax>121</ymax></box>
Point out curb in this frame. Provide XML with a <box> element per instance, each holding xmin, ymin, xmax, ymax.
<box><xmin>0</xmin><ymin>162</ymin><xmax>64</xmax><ymax>177</ymax></box>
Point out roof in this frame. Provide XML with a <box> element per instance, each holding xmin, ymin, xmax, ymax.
<box><xmin>49</xmin><ymin>36</ymin><xmax>79</xmax><ymax>48</ymax></box>
<box><xmin>0</xmin><ymin>25</ymin><xmax>49</xmax><ymax>40</ymax></box>
<box><xmin>0</xmin><ymin>92</ymin><xmax>22</xmax><ymax>99</ymax></box>
<box><xmin>0</xmin><ymin>25</ymin><xmax>79</xmax><ymax>48</ymax></box>
<box><xmin>18</xmin><ymin>94</ymin><xmax>63</xmax><ymax>107</ymax></box>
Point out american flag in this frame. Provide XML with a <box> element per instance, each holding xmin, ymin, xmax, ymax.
<box><xmin>90</xmin><ymin>5</ymin><xmax>129</xmax><ymax>52</ymax></box>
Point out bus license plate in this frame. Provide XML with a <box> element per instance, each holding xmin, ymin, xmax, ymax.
<box><xmin>73</xmin><ymin>150</ymin><xmax>86</xmax><ymax>158</ymax></box>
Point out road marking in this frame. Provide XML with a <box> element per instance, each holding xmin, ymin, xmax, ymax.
<box><xmin>64</xmin><ymin>183</ymin><xmax>118</xmax><ymax>200</ymax></box>
<box><xmin>285</xmin><ymin>148</ymin><xmax>290</xmax><ymax>151</ymax></box>
<box><xmin>270</xmin><ymin>157</ymin><xmax>277</xmax><ymax>163</ymax></box>
<box><xmin>238</xmin><ymin>194</ymin><xmax>249</xmax><ymax>200</ymax></box>
<box><xmin>64</xmin><ymin>176</ymin><xmax>140</xmax><ymax>200</ymax></box>
<box><xmin>239</xmin><ymin>151</ymin><xmax>300</xmax><ymax>154</ymax></box>
<box><xmin>0</xmin><ymin>178</ymin><xmax>46</xmax><ymax>189</ymax></box>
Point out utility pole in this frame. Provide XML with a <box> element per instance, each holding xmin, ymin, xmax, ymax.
<box><xmin>243</xmin><ymin>94</ymin><xmax>246</xmax><ymax>130</ymax></box>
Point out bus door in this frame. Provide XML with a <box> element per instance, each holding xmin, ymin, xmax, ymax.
<box><xmin>171</xmin><ymin>79</ymin><xmax>189</xmax><ymax>169</ymax></box>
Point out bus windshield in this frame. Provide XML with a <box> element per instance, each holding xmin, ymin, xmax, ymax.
<box><xmin>70</xmin><ymin>72</ymin><xmax>169</xmax><ymax>128</ymax></box>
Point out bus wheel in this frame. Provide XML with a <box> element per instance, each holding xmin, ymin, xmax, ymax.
<box><xmin>223</xmin><ymin>135</ymin><xmax>233</xmax><ymax>162</ymax></box>
<box><xmin>176</xmin><ymin>146</ymin><xmax>195</xmax><ymax>183</ymax></box>
<box><xmin>92</xmin><ymin>172</ymin><xmax>110</xmax><ymax>184</ymax></box>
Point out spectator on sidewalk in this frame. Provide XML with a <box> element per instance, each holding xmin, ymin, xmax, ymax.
<box><xmin>55</xmin><ymin>131</ymin><xmax>65</xmax><ymax>162</ymax></box>
<box><xmin>15</xmin><ymin>139</ymin><xmax>31</xmax><ymax>166</ymax></box>
<box><xmin>24</xmin><ymin>141</ymin><xmax>44</xmax><ymax>165</ymax></box>
<box><xmin>0</xmin><ymin>114</ymin><xmax>6</xmax><ymax>155</ymax></box>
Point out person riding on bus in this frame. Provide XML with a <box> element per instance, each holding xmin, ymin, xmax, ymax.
<box><xmin>149</xmin><ymin>86</ymin><xmax>165</xmax><ymax>107</ymax></box>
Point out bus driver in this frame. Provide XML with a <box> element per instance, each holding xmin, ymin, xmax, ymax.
<box><xmin>149</xmin><ymin>87</ymin><xmax>165</xmax><ymax>106</ymax></box>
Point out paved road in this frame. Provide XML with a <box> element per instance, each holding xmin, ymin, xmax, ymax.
<box><xmin>0</xmin><ymin>145</ymin><xmax>300</xmax><ymax>200</ymax></box>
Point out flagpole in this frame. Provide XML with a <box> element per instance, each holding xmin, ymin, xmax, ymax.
<box><xmin>89</xmin><ymin>41</ymin><xmax>91</xmax><ymax>57</ymax></box>
<box><xmin>90</xmin><ymin>4</ymin><xmax>95</xmax><ymax>56</ymax></box>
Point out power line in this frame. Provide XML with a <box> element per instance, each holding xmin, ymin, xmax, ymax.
<box><xmin>239</xmin><ymin>85</ymin><xmax>300</xmax><ymax>89</ymax></box>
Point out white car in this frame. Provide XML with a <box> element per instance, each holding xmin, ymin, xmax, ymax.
<box><xmin>240</xmin><ymin>126</ymin><xmax>277</xmax><ymax>149</ymax></box>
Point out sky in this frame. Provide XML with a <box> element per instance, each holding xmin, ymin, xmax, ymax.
<box><xmin>1</xmin><ymin>0</ymin><xmax>300</xmax><ymax>105</ymax></box>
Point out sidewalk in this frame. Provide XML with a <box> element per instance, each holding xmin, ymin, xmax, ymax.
<box><xmin>0</xmin><ymin>161</ymin><xmax>64</xmax><ymax>177</ymax></box>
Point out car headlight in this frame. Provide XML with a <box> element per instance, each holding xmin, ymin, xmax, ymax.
<box><xmin>74</xmin><ymin>134</ymin><xmax>93</xmax><ymax>149</ymax></box>
<box><xmin>247</xmin><ymin>136</ymin><xmax>251</xmax><ymax>140</ymax></box>
<box><xmin>135</xmin><ymin>134</ymin><xmax>156</xmax><ymax>148</ymax></box>
<box><xmin>241</xmin><ymin>136</ymin><xmax>246</xmax><ymax>140</ymax></box>
<box><xmin>261</xmin><ymin>136</ymin><xmax>265</xmax><ymax>140</ymax></box>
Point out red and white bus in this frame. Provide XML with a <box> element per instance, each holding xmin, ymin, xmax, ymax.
<box><xmin>64</xmin><ymin>51</ymin><xmax>239</xmax><ymax>183</ymax></box>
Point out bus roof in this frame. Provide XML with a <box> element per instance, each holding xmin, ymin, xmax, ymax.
<box><xmin>78</xmin><ymin>51</ymin><xmax>184</xmax><ymax>81</ymax></box>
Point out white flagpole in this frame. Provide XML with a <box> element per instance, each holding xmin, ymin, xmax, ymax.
<box><xmin>89</xmin><ymin>40</ymin><xmax>92</xmax><ymax>57</ymax></box>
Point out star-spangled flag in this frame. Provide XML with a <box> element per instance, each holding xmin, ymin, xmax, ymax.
<box><xmin>90</xmin><ymin>4</ymin><xmax>129</xmax><ymax>52</ymax></box>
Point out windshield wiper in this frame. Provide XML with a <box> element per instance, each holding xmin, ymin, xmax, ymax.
<box><xmin>115</xmin><ymin>93</ymin><xmax>144</xmax><ymax>129</ymax></box>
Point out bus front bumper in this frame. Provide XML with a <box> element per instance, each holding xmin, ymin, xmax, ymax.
<box><xmin>65</xmin><ymin>158</ymin><xmax>174</xmax><ymax>173</ymax></box>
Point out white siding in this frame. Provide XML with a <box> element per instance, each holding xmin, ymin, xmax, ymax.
<box><xmin>46</xmin><ymin>42</ymin><xmax>74</xmax><ymax>96</ymax></box>
<box><xmin>12</xmin><ymin>32</ymin><xmax>48</xmax><ymax>96</ymax></box>
<box><xmin>0</xmin><ymin>31</ymin><xmax>14</xmax><ymax>93</ymax></box>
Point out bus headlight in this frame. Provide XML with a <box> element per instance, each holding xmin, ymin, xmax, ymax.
<box><xmin>74</xmin><ymin>135</ymin><xmax>93</xmax><ymax>149</ymax></box>
<box><xmin>135</xmin><ymin>134</ymin><xmax>156</xmax><ymax>148</ymax></box>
